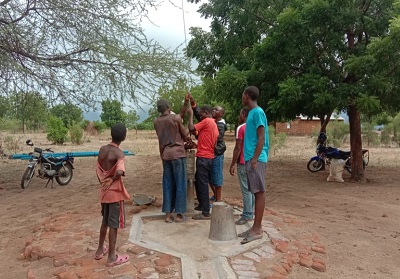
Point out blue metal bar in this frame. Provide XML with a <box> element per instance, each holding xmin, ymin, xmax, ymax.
<box><xmin>9</xmin><ymin>150</ymin><xmax>135</xmax><ymax>160</ymax></box>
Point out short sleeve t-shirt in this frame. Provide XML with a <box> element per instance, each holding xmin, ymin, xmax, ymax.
<box><xmin>236</xmin><ymin>123</ymin><xmax>246</xmax><ymax>165</ymax></box>
<box><xmin>194</xmin><ymin>117</ymin><xmax>218</xmax><ymax>159</ymax></box>
<box><xmin>243</xmin><ymin>106</ymin><xmax>269</xmax><ymax>163</ymax></box>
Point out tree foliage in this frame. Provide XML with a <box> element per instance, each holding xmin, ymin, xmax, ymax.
<box><xmin>187</xmin><ymin>0</ymin><xmax>400</xmax><ymax>181</ymax></box>
<box><xmin>50</xmin><ymin>103</ymin><xmax>83</xmax><ymax>128</ymax></box>
<box><xmin>8</xmin><ymin>91</ymin><xmax>48</xmax><ymax>132</ymax></box>
<box><xmin>125</xmin><ymin>110</ymin><xmax>140</xmax><ymax>130</ymax></box>
<box><xmin>100</xmin><ymin>100</ymin><xmax>126</xmax><ymax>127</ymax></box>
<box><xmin>1</xmin><ymin>0</ymin><xmax>193</xmax><ymax>107</ymax></box>
<box><xmin>46</xmin><ymin>116</ymin><xmax>68</xmax><ymax>145</ymax></box>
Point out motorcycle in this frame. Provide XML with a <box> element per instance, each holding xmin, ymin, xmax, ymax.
<box><xmin>307</xmin><ymin>144</ymin><xmax>369</xmax><ymax>174</ymax></box>
<box><xmin>21</xmin><ymin>140</ymin><xmax>74</xmax><ymax>189</ymax></box>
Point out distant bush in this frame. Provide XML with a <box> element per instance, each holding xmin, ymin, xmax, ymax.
<box><xmin>80</xmin><ymin>120</ymin><xmax>90</xmax><ymax>130</ymax></box>
<box><xmin>93</xmin><ymin>121</ymin><xmax>107</xmax><ymax>133</ymax></box>
<box><xmin>69</xmin><ymin>123</ymin><xmax>84</xmax><ymax>145</ymax></box>
<box><xmin>362</xmin><ymin>122</ymin><xmax>380</xmax><ymax>147</ymax></box>
<box><xmin>4</xmin><ymin>135</ymin><xmax>23</xmax><ymax>154</ymax></box>
<box><xmin>380</xmin><ymin>128</ymin><xmax>392</xmax><ymax>146</ymax></box>
<box><xmin>46</xmin><ymin>116</ymin><xmax>68</xmax><ymax>144</ymax></box>
<box><xmin>136</xmin><ymin>122</ymin><xmax>154</xmax><ymax>130</ymax></box>
<box><xmin>268</xmin><ymin>126</ymin><xmax>287</xmax><ymax>155</ymax></box>
<box><xmin>0</xmin><ymin>117</ymin><xmax>21</xmax><ymax>133</ymax></box>
<box><xmin>327</xmin><ymin>121</ymin><xmax>349</xmax><ymax>147</ymax></box>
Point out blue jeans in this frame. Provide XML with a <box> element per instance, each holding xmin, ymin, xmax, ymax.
<box><xmin>238</xmin><ymin>164</ymin><xmax>254</xmax><ymax>220</ymax></box>
<box><xmin>162</xmin><ymin>158</ymin><xmax>187</xmax><ymax>214</ymax></box>
<box><xmin>211</xmin><ymin>154</ymin><xmax>224</xmax><ymax>186</ymax></box>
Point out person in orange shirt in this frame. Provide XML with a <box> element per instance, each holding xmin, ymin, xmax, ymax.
<box><xmin>94</xmin><ymin>123</ymin><xmax>130</xmax><ymax>267</ymax></box>
<box><xmin>187</xmin><ymin>105</ymin><xmax>219</xmax><ymax>220</ymax></box>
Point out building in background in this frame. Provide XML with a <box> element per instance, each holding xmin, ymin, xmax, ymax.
<box><xmin>273</xmin><ymin>115</ymin><xmax>344</xmax><ymax>136</ymax></box>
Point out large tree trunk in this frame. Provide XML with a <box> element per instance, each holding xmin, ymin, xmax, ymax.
<box><xmin>348</xmin><ymin>104</ymin><xmax>365</xmax><ymax>182</ymax></box>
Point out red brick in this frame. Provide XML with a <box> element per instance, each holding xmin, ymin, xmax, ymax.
<box><xmin>156</xmin><ymin>266</ymin><xmax>169</xmax><ymax>274</ymax></box>
<box><xmin>276</xmin><ymin>241</ymin><xmax>289</xmax><ymax>253</ymax></box>
<box><xmin>313</xmin><ymin>243</ymin><xmax>326</xmax><ymax>249</ymax></box>
<box><xmin>311</xmin><ymin>235</ymin><xmax>320</xmax><ymax>243</ymax></box>
<box><xmin>313</xmin><ymin>257</ymin><xmax>326</xmax><ymax>264</ymax></box>
<box><xmin>56</xmin><ymin>271</ymin><xmax>78</xmax><ymax>279</ymax></box>
<box><xmin>299</xmin><ymin>257</ymin><xmax>313</xmax><ymax>267</ymax></box>
<box><xmin>272</xmin><ymin>264</ymin><xmax>288</xmax><ymax>276</ymax></box>
<box><xmin>297</xmin><ymin>247</ymin><xmax>311</xmax><ymax>255</ymax></box>
<box><xmin>53</xmin><ymin>255</ymin><xmax>68</xmax><ymax>267</ymax></box>
<box><xmin>30</xmin><ymin>246</ymin><xmax>42</xmax><ymax>260</ymax></box>
<box><xmin>53</xmin><ymin>267</ymin><xmax>68</xmax><ymax>276</ymax></box>
<box><xmin>265</xmin><ymin>274</ymin><xmax>286</xmax><ymax>279</ymax></box>
<box><xmin>281</xmin><ymin>263</ymin><xmax>292</xmax><ymax>274</ymax></box>
<box><xmin>312</xmin><ymin>261</ymin><xmax>327</xmax><ymax>272</ymax></box>
<box><xmin>25</xmin><ymin>237</ymin><xmax>34</xmax><ymax>247</ymax></box>
<box><xmin>24</xmin><ymin>246</ymin><xmax>33</xmax><ymax>259</ymax></box>
<box><xmin>311</xmin><ymin>246</ymin><xmax>326</xmax><ymax>254</ymax></box>
<box><xmin>107</xmin><ymin>263</ymin><xmax>134</xmax><ymax>275</ymax></box>
<box><xmin>133</xmin><ymin>260</ymin><xmax>152</xmax><ymax>270</ymax></box>
<box><xmin>155</xmin><ymin>257</ymin><xmax>173</xmax><ymax>267</ymax></box>
<box><xmin>27</xmin><ymin>269</ymin><xmax>35</xmax><ymax>279</ymax></box>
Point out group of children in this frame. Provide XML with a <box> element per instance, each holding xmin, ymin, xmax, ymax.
<box><xmin>93</xmin><ymin>85</ymin><xmax>269</xmax><ymax>267</ymax></box>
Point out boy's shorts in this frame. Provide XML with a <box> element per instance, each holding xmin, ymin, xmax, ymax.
<box><xmin>212</xmin><ymin>155</ymin><xmax>224</xmax><ymax>186</ymax></box>
<box><xmin>101</xmin><ymin>201</ymin><xmax>126</xmax><ymax>229</ymax></box>
<box><xmin>245</xmin><ymin>160</ymin><xmax>266</xmax><ymax>194</ymax></box>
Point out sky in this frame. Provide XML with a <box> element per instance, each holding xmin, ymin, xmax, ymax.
<box><xmin>143</xmin><ymin>0</ymin><xmax>210</xmax><ymax>50</ymax></box>
<box><xmin>84</xmin><ymin>0</ymin><xmax>210</xmax><ymax>121</ymax></box>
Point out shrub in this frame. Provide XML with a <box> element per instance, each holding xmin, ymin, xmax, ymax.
<box><xmin>69</xmin><ymin>123</ymin><xmax>84</xmax><ymax>145</ymax></box>
<box><xmin>327</xmin><ymin>121</ymin><xmax>349</xmax><ymax>147</ymax></box>
<box><xmin>136</xmin><ymin>122</ymin><xmax>154</xmax><ymax>130</ymax></box>
<box><xmin>380</xmin><ymin>128</ymin><xmax>392</xmax><ymax>146</ymax></box>
<box><xmin>93</xmin><ymin>121</ymin><xmax>107</xmax><ymax>133</ymax></box>
<box><xmin>80</xmin><ymin>119</ymin><xmax>90</xmax><ymax>130</ymax></box>
<box><xmin>268</xmin><ymin>126</ymin><xmax>287</xmax><ymax>155</ymax></box>
<box><xmin>0</xmin><ymin>117</ymin><xmax>21</xmax><ymax>133</ymax></box>
<box><xmin>362</xmin><ymin>122</ymin><xmax>380</xmax><ymax>147</ymax></box>
<box><xmin>46</xmin><ymin>116</ymin><xmax>68</xmax><ymax>144</ymax></box>
<box><xmin>3</xmin><ymin>135</ymin><xmax>23</xmax><ymax>154</ymax></box>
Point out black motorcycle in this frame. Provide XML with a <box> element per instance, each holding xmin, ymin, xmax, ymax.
<box><xmin>21</xmin><ymin>140</ymin><xmax>74</xmax><ymax>189</ymax></box>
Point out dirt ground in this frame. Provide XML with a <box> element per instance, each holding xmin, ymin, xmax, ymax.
<box><xmin>0</xmin><ymin>130</ymin><xmax>400</xmax><ymax>279</ymax></box>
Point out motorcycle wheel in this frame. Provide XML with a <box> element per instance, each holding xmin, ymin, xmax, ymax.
<box><xmin>21</xmin><ymin>167</ymin><xmax>34</xmax><ymax>189</ymax></box>
<box><xmin>55</xmin><ymin>163</ymin><xmax>73</xmax><ymax>185</ymax></box>
<box><xmin>307</xmin><ymin>159</ymin><xmax>325</xmax><ymax>172</ymax></box>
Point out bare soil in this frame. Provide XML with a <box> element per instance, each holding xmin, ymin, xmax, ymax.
<box><xmin>0</xmin><ymin>130</ymin><xmax>400</xmax><ymax>279</ymax></box>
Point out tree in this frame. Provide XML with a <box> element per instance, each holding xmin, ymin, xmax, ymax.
<box><xmin>125</xmin><ymin>110</ymin><xmax>140</xmax><ymax>130</ymax></box>
<box><xmin>47</xmin><ymin>116</ymin><xmax>68</xmax><ymax>145</ymax></box>
<box><xmin>148</xmin><ymin>78</ymin><xmax>190</xmax><ymax>121</ymax></box>
<box><xmin>50</xmin><ymin>104</ymin><xmax>83</xmax><ymax>128</ymax></box>
<box><xmin>0</xmin><ymin>96</ymin><xmax>10</xmax><ymax>118</ymax></box>
<box><xmin>1</xmin><ymin>0</ymin><xmax>192</xmax><ymax>107</ymax></box>
<box><xmin>187</xmin><ymin>0</ymin><xmax>400</xmax><ymax>181</ymax></box>
<box><xmin>9</xmin><ymin>91</ymin><xmax>48</xmax><ymax>132</ymax></box>
<box><xmin>100</xmin><ymin>100</ymin><xmax>126</xmax><ymax>127</ymax></box>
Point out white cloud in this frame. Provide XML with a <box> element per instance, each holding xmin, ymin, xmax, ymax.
<box><xmin>142</xmin><ymin>0</ymin><xmax>210</xmax><ymax>49</ymax></box>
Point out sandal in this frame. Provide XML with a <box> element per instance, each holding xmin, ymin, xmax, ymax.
<box><xmin>94</xmin><ymin>245</ymin><xmax>109</xmax><ymax>260</ymax></box>
<box><xmin>175</xmin><ymin>215</ymin><xmax>187</xmax><ymax>223</ymax></box>
<box><xmin>107</xmin><ymin>254</ymin><xmax>130</xmax><ymax>267</ymax></box>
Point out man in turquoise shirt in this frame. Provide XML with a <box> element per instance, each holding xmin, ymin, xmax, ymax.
<box><xmin>239</xmin><ymin>86</ymin><xmax>269</xmax><ymax>244</ymax></box>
